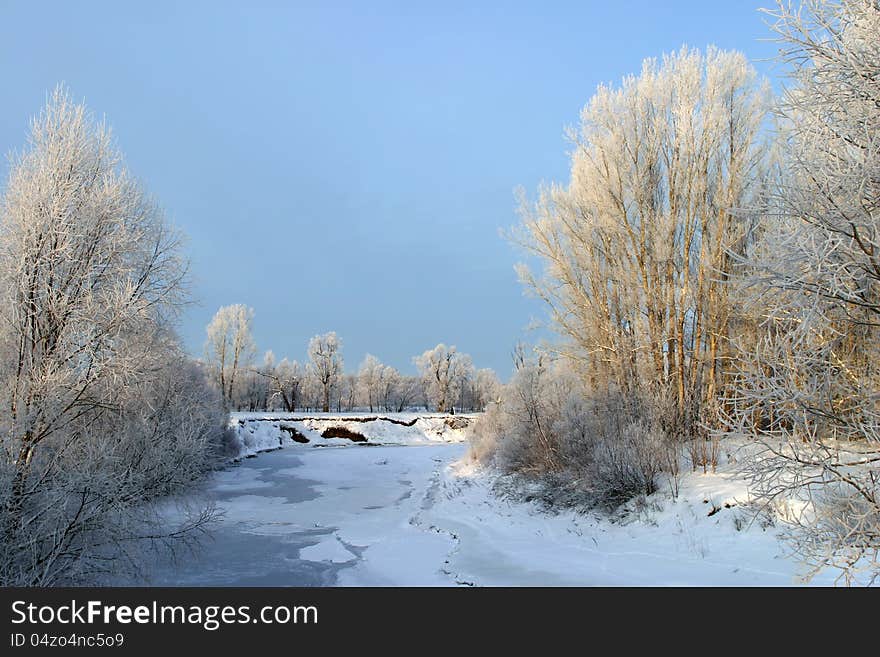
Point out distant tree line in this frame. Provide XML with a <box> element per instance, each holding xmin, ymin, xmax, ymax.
<box><xmin>203</xmin><ymin>305</ymin><xmax>501</xmax><ymax>414</ymax></box>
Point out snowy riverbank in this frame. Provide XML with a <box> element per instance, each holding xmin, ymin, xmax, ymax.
<box><xmin>425</xmin><ymin>455</ymin><xmax>845</xmax><ymax>586</ymax></box>
<box><xmin>227</xmin><ymin>412</ymin><xmax>474</xmax><ymax>458</ymax></box>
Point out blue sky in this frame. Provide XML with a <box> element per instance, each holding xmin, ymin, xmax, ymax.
<box><xmin>0</xmin><ymin>1</ymin><xmax>780</xmax><ymax>376</ymax></box>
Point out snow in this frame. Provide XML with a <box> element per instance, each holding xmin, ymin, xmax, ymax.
<box><xmin>231</xmin><ymin>421</ymin><xmax>287</xmax><ymax>457</ymax></box>
<box><xmin>426</xmin><ymin>461</ymin><xmax>819</xmax><ymax>586</ymax></box>
<box><xmin>148</xmin><ymin>414</ymin><xmax>860</xmax><ymax>586</ymax></box>
<box><xmin>226</xmin><ymin>412</ymin><xmax>473</xmax><ymax>459</ymax></box>
<box><xmin>285</xmin><ymin>443</ymin><xmax>843</xmax><ymax>585</ymax></box>
<box><xmin>268</xmin><ymin>444</ymin><xmax>460</xmax><ymax>586</ymax></box>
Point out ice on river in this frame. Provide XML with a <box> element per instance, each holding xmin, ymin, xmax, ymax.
<box><xmin>144</xmin><ymin>433</ymin><xmax>845</xmax><ymax>586</ymax></box>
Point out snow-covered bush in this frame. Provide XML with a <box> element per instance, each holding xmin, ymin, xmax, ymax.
<box><xmin>468</xmin><ymin>352</ymin><xmax>678</xmax><ymax>510</ymax></box>
<box><xmin>555</xmin><ymin>390</ymin><xmax>674</xmax><ymax>509</ymax></box>
<box><xmin>492</xmin><ymin>357</ymin><xmax>575</xmax><ymax>474</ymax></box>
<box><xmin>466</xmin><ymin>400</ymin><xmax>505</xmax><ymax>464</ymax></box>
<box><xmin>589</xmin><ymin>418</ymin><xmax>668</xmax><ymax>509</ymax></box>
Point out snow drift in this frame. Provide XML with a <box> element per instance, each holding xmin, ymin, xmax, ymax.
<box><xmin>227</xmin><ymin>413</ymin><xmax>474</xmax><ymax>459</ymax></box>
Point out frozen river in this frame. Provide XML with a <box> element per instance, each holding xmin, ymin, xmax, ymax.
<box><xmin>146</xmin><ymin>443</ymin><xmax>467</xmax><ymax>586</ymax></box>
<box><xmin>142</xmin><ymin>435</ymin><xmax>835</xmax><ymax>587</ymax></box>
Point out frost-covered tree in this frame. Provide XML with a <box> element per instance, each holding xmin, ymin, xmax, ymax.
<box><xmin>377</xmin><ymin>365</ymin><xmax>401</xmax><ymax>411</ymax></box>
<box><xmin>358</xmin><ymin>354</ymin><xmax>385</xmax><ymax>412</ymax></box>
<box><xmin>308</xmin><ymin>332</ymin><xmax>343</xmax><ymax>412</ymax></box>
<box><xmin>454</xmin><ymin>367</ymin><xmax>502</xmax><ymax>412</ymax></box>
<box><xmin>241</xmin><ymin>350</ymin><xmax>275</xmax><ymax>411</ymax></box>
<box><xmin>301</xmin><ymin>366</ymin><xmax>322</xmax><ymax>412</ymax></box>
<box><xmin>204</xmin><ymin>304</ymin><xmax>256</xmax><ymax>410</ymax></box>
<box><xmin>388</xmin><ymin>374</ymin><xmax>422</xmax><ymax>412</ymax></box>
<box><xmin>0</xmin><ymin>88</ymin><xmax>223</xmax><ymax>585</ymax></box>
<box><xmin>727</xmin><ymin>0</ymin><xmax>880</xmax><ymax>583</ymax></box>
<box><xmin>268</xmin><ymin>357</ymin><xmax>304</xmax><ymax>412</ymax></box>
<box><xmin>340</xmin><ymin>373</ymin><xmax>358</xmax><ymax>412</ymax></box>
<box><xmin>474</xmin><ymin>368</ymin><xmax>502</xmax><ymax>411</ymax></box>
<box><xmin>516</xmin><ymin>46</ymin><xmax>770</xmax><ymax>436</ymax></box>
<box><xmin>414</xmin><ymin>344</ymin><xmax>473</xmax><ymax>412</ymax></box>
